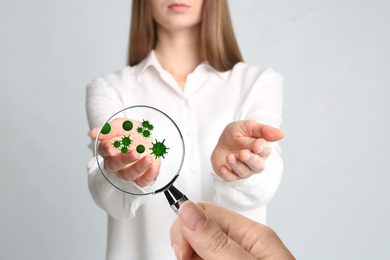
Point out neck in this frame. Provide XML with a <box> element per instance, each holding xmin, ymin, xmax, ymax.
<box><xmin>154</xmin><ymin>25</ymin><xmax>203</xmax><ymax>90</ymax></box>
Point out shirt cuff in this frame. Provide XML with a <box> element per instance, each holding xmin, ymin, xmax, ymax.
<box><xmin>87</xmin><ymin>157</ymin><xmax>153</xmax><ymax>219</ymax></box>
<box><xmin>211</xmin><ymin>146</ymin><xmax>283</xmax><ymax>212</ymax></box>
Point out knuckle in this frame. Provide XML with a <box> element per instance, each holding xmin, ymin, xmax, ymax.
<box><xmin>134</xmin><ymin>161</ymin><xmax>145</xmax><ymax>174</ymax></box>
<box><xmin>118</xmin><ymin>169</ymin><xmax>134</xmax><ymax>181</ymax></box>
<box><xmin>256</xmin><ymin>164</ymin><xmax>265</xmax><ymax>173</ymax></box>
<box><xmin>104</xmin><ymin>158</ymin><xmax>114</xmax><ymax>172</ymax></box>
<box><xmin>98</xmin><ymin>143</ymin><xmax>106</xmax><ymax>156</ymax></box>
<box><xmin>121</xmin><ymin>153</ymin><xmax>133</xmax><ymax>165</ymax></box>
<box><xmin>237</xmin><ymin>172</ymin><xmax>252</xmax><ymax>179</ymax></box>
<box><xmin>208</xmin><ymin>230</ymin><xmax>231</xmax><ymax>254</ymax></box>
<box><xmin>133</xmin><ymin>178</ymin><xmax>146</xmax><ymax>188</ymax></box>
<box><xmin>261</xmin><ymin>144</ymin><xmax>272</xmax><ymax>156</ymax></box>
<box><xmin>103</xmin><ymin>141</ymin><xmax>113</xmax><ymax>153</ymax></box>
<box><xmin>252</xmin><ymin>157</ymin><xmax>265</xmax><ymax>173</ymax></box>
<box><xmin>234</xmin><ymin>168</ymin><xmax>246</xmax><ymax>178</ymax></box>
<box><xmin>245</xmin><ymin>120</ymin><xmax>256</xmax><ymax>129</ymax></box>
<box><xmin>222</xmin><ymin>173</ymin><xmax>237</xmax><ymax>183</ymax></box>
<box><xmin>233</xmin><ymin>164</ymin><xmax>251</xmax><ymax>179</ymax></box>
<box><xmin>136</xmin><ymin>174</ymin><xmax>155</xmax><ymax>188</ymax></box>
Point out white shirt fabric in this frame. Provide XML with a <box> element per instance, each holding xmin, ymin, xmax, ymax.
<box><xmin>86</xmin><ymin>50</ymin><xmax>284</xmax><ymax>260</ymax></box>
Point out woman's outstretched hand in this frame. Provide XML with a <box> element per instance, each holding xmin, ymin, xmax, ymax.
<box><xmin>170</xmin><ymin>201</ymin><xmax>295</xmax><ymax>260</ymax></box>
<box><xmin>211</xmin><ymin>120</ymin><xmax>284</xmax><ymax>182</ymax></box>
<box><xmin>91</xmin><ymin>118</ymin><xmax>161</xmax><ymax>187</ymax></box>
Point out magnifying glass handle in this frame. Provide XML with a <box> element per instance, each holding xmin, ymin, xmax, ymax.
<box><xmin>164</xmin><ymin>185</ymin><xmax>188</xmax><ymax>215</ymax></box>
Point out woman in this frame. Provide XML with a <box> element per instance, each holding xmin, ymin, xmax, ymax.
<box><xmin>86</xmin><ymin>0</ymin><xmax>284</xmax><ymax>259</ymax></box>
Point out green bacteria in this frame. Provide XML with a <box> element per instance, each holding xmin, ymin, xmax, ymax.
<box><xmin>112</xmin><ymin>140</ymin><xmax>121</xmax><ymax>149</ymax></box>
<box><xmin>106</xmin><ymin>118</ymin><xmax>170</xmax><ymax>158</ymax></box>
<box><xmin>150</xmin><ymin>139</ymin><xmax>169</xmax><ymax>159</ymax></box>
<box><xmin>121</xmin><ymin>146</ymin><xmax>129</xmax><ymax>154</ymax></box>
<box><xmin>121</xmin><ymin>135</ymin><xmax>132</xmax><ymax>147</ymax></box>
<box><xmin>142</xmin><ymin>130</ymin><xmax>151</xmax><ymax>138</ymax></box>
<box><xmin>122</xmin><ymin>120</ymin><xmax>133</xmax><ymax>131</ymax></box>
<box><xmin>101</xmin><ymin>123</ymin><xmax>111</xmax><ymax>134</ymax></box>
<box><xmin>135</xmin><ymin>119</ymin><xmax>169</xmax><ymax>159</ymax></box>
<box><xmin>142</xmin><ymin>120</ymin><xmax>151</xmax><ymax>129</ymax></box>
<box><xmin>136</xmin><ymin>145</ymin><xmax>145</xmax><ymax>154</ymax></box>
<box><xmin>112</xmin><ymin>135</ymin><xmax>133</xmax><ymax>154</ymax></box>
<box><xmin>137</xmin><ymin>119</ymin><xmax>154</xmax><ymax>139</ymax></box>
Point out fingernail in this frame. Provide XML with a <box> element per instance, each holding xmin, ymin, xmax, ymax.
<box><xmin>108</xmin><ymin>148</ymin><xmax>116</xmax><ymax>156</ymax></box>
<box><xmin>220</xmin><ymin>167</ymin><xmax>227</xmax><ymax>175</ymax></box>
<box><xmin>141</xmin><ymin>156</ymin><xmax>153</xmax><ymax>167</ymax></box>
<box><xmin>263</xmin><ymin>144</ymin><xmax>270</xmax><ymax>153</ymax></box>
<box><xmin>258</xmin><ymin>145</ymin><xmax>264</xmax><ymax>154</ymax></box>
<box><xmin>228</xmin><ymin>157</ymin><xmax>237</xmax><ymax>165</ymax></box>
<box><xmin>179</xmin><ymin>201</ymin><xmax>207</xmax><ymax>232</ymax></box>
<box><xmin>172</xmin><ymin>243</ymin><xmax>182</xmax><ymax>260</ymax></box>
<box><xmin>148</xmin><ymin>167</ymin><xmax>158</xmax><ymax>177</ymax></box>
<box><xmin>242</xmin><ymin>152</ymin><xmax>250</xmax><ymax>161</ymax></box>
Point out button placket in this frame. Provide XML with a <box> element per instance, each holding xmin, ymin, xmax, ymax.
<box><xmin>180</xmin><ymin>97</ymin><xmax>202</xmax><ymax>200</ymax></box>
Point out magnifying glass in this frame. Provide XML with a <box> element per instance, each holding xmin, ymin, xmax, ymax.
<box><xmin>94</xmin><ymin>105</ymin><xmax>188</xmax><ymax>214</ymax></box>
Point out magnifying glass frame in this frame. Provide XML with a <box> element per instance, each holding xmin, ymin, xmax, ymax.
<box><xmin>94</xmin><ymin>105</ymin><xmax>185</xmax><ymax>196</ymax></box>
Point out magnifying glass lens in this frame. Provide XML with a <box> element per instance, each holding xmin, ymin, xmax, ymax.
<box><xmin>94</xmin><ymin>106</ymin><xmax>185</xmax><ymax>196</ymax></box>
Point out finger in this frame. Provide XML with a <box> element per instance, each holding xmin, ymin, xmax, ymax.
<box><xmin>251</xmin><ymin>139</ymin><xmax>272</xmax><ymax>158</ymax></box>
<box><xmin>170</xmin><ymin>218</ymin><xmax>195</xmax><ymax>260</ymax></box>
<box><xmin>104</xmin><ymin>150</ymin><xmax>140</xmax><ymax>173</ymax></box>
<box><xmin>237</xmin><ymin>150</ymin><xmax>265</xmax><ymax>173</ymax></box>
<box><xmin>98</xmin><ymin>139</ymin><xmax>120</xmax><ymax>157</ymax></box>
<box><xmin>174</xmin><ymin>201</ymin><xmax>255</xmax><ymax>260</ymax></box>
<box><xmin>226</xmin><ymin>153</ymin><xmax>255</xmax><ymax>179</ymax></box>
<box><xmin>245</xmin><ymin>121</ymin><xmax>285</xmax><ymax>142</ymax></box>
<box><xmin>258</xmin><ymin>125</ymin><xmax>285</xmax><ymax>142</ymax></box>
<box><xmin>196</xmin><ymin>202</ymin><xmax>293</xmax><ymax>259</ymax></box>
<box><xmin>217</xmin><ymin>165</ymin><xmax>240</xmax><ymax>182</ymax></box>
<box><xmin>133</xmin><ymin>165</ymin><xmax>159</xmax><ymax>187</ymax></box>
<box><xmin>118</xmin><ymin>155</ymin><xmax>154</xmax><ymax>181</ymax></box>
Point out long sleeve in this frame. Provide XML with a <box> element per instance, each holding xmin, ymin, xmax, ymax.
<box><xmin>212</xmin><ymin>68</ymin><xmax>284</xmax><ymax>212</ymax></box>
<box><xmin>86</xmin><ymin>77</ymin><xmax>152</xmax><ymax>219</ymax></box>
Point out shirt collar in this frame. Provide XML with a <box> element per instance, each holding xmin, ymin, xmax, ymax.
<box><xmin>135</xmin><ymin>50</ymin><xmax>162</xmax><ymax>81</ymax></box>
<box><xmin>194</xmin><ymin>61</ymin><xmax>229</xmax><ymax>80</ymax></box>
<box><xmin>135</xmin><ymin>50</ymin><xmax>229</xmax><ymax>81</ymax></box>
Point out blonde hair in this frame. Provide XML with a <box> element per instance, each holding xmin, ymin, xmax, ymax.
<box><xmin>128</xmin><ymin>0</ymin><xmax>243</xmax><ymax>71</ymax></box>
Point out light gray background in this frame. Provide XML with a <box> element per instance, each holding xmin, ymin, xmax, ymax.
<box><xmin>1</xmin><ymin>0</ymin><xmax>389</xmax><ymax>259</ymax></box>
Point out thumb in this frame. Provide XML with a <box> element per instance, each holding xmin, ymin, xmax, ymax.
<box><xmin>257</xmin><ymin>124</ymin><xmax>285</xmax><ymax>142</ymax></box>
<box><xmin>177</xmin><ymin>201</ymin><xmax>255</xmax><ymax>260</ymax></box>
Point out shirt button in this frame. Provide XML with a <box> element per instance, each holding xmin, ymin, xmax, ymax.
<box><xmin>190</xmin><ymin>167</ymin><xmax>196</xmax><ymax>173</ymax></box>
<box><xmin>186</xmin><ymin>130</ymin><xmax>193</xmax><ymax>137</ymax></box>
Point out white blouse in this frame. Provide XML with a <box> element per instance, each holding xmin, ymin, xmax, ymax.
<box><xmin>86</xmin><ymin>50</ymin><xmax>284</xmax><ymax>260</ymax></box>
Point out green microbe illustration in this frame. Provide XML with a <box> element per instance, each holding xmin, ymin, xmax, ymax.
<box><xmin>112</xmin><ymin>140</ymin><xmax>121</xmax><ymax>149</ymax></box>
<box><xmin>136</xmin><ymin>145</ymin><xmax>145</xmax><ymax>154</ymax></box>
<box><xmin>146</xmin><ymin>123</ymin><xmax>154</xmax><ymax>131</ymax></box>
<box><xmin>150</xmin><ymin>139</ymin><xmax>169</xmax><ymax>159</ymax></box>
<box><xmin>101</xmin><ymin>123</ymin><xmax>111</xmax><ymax>134</ymax></box>
<box><xmin>137</xmin><ymin>119</ymin><xmax>154</xmax><ymax>138</ymax></box>
<box><xmin>141</xmin><ymin>120</ymin><xmax>150</xmax><ymax>128</ymax></box>
<box><xmin>121</xmin><ymin>135</ymin><xmax>132</xmax><ymax>147</ymax></box>
<box><xmin>142</xmin><ymin>130</ymin><xmax>151</xmax><ymax>138</ymax></box>
<box><xmin>120</xmin><ymin>146</ymin><xmax>129</xmax><ymax>154</ymax></box>
<box><xmin>122</xmin><ymin>120</ymin><xmax>133</xmax><ymax>131</ymax></box>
